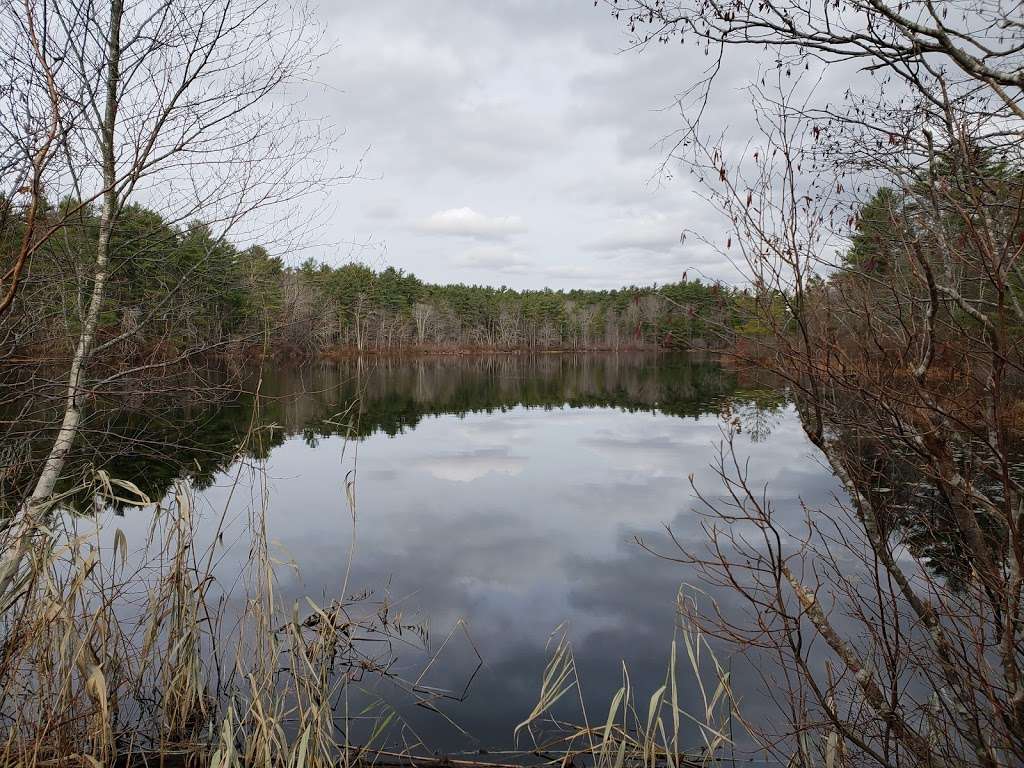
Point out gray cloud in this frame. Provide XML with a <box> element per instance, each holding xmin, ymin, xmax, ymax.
<box><xmin>453</xmin><ymin>245</ymin><xmax>534</xmax><ymax>274</ymax></box>
<box><xmin>363</xmin><ymin>201</ymin><xmax>401</xmax><ymax>221</ymax></box>
<box><xmin>412</xmin><ymin>447</ymin><xmax>528</xmax><ymax>483</ymax></box>
<box><xmin>583</xmin><ymin>212</ymin><xmax>683</xmax><ymax>252</ymax></box>
<box><xmin>299</xmin><ymin>0</ymin><xmax>792</xmax><ymax>289</ymax></box>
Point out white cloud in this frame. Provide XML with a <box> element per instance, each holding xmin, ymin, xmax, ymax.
<box><xmin>414</xmin><ymin>207</ymin><xmax>527</xmax><ymax>239</ymax></box>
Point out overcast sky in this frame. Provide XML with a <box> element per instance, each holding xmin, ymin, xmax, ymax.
<box><xmin>306</xmin><ymin>1</ymin><xmax>752</xmax><ymax>290</ymax></box>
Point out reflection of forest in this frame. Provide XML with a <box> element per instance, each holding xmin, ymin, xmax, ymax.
<box><xmin>825</xmin><ymin>406</ymin><xmax>1024</xmax><ymax>591</ymax></box>
<box><xmin>1</xmin><ymin>353</ymin><xmax>787</xmax><ymax>513</ymax></box>
<box><xmin>265</xmin><ymin>352</ymin><xmax>775</xmax><ymax>439</ymax></box>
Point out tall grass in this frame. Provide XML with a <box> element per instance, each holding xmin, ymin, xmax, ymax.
<box><xmin>514</xmin><ymin>593</ymin><xmax>738</xmax><ymax>768</ymax></box>
<box><xmin>0</xmin><ymin>449</ymin><xmax>422</xmax><ymax>767</ymax></box>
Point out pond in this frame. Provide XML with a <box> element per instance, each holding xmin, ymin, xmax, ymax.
<box><xmin>73</xmin><ymin>352</ymin><xmax>842</xmax><ymax>752</ymax></box>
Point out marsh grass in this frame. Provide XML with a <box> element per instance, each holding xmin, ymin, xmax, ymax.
<box><xmin>514</xmin><ymin>595</ymin><xmax>738</xmax><ymax>768</ymax></box>
<box><xmin>0</xmin><ymin>431</ymin><xmax>432</xmax><ymax>767</ymax></box>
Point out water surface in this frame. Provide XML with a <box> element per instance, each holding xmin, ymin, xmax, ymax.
<box><xmin>88</xmin><ymin>353</ymin><xmax>841</xmax><ymax>750</ymax></box>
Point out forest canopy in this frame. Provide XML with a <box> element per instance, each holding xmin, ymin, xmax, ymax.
<box><xmin>0</xmin><ymin>199</ymin><xmax>747</xmax><ymax>359</ymax></box>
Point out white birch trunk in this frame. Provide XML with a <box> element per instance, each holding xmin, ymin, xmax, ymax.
<box><xmin>0</xmin><ymin>0</ymin><xmax>123</xmax><ymax>603</ymax></box>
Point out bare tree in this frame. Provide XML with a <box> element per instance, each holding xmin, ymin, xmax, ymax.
<box><xmin>0</xmin><ymin>2</ymin><xmax>91</xmax><ymax>324</ymax></box>
<box><xmin>0</xmin><ymin>0</ymin><xmax>330</xmax><ymax>603</ymax></box>
<box><xmin>608</xmin><ymin>0</ymin><xmax>1024</xmax><ymax>765</ymax></box>
<box><xmin>412</xmin><ymin>301</ymin><xmax>437</xmax><ymax>346</ymax></box>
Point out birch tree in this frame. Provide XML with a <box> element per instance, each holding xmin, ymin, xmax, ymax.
<box><xmin>0</xmin><ymin>0</ymin><xmax>328</xmax><ymax>603</ymax></box>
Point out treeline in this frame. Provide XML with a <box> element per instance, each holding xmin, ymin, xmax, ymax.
<box><xmin>1</xmin><ymin>199</ymin><xmax>748</xmax><ymax>361</ymax></box>
<box><xmin>279</xmin><ymin>260</ymin><xmax>745</xmax><ymax>355</ymax></box>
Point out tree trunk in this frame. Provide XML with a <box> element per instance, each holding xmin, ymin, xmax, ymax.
<box><xmin>0</xmin><ymin>0</ymin><xmax>123</xmax><ymax>602</ymax></box>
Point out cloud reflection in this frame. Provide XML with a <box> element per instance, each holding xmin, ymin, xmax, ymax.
<box><xmin>412</xmin><ymin>447</ymin><xmax>528</xmax><ymax>483</ymax></box>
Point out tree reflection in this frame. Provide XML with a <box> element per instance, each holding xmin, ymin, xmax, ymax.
<box><xmin>2</xmin><ymin>353</ymin><xmax>789</xmax><ymax>514</ymax></box>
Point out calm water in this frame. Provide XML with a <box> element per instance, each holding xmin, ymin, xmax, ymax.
<box><xmin>83</xmin><ymin>353</ymin><xmax>841</xmax><ymax>750</ymax></box>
